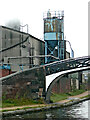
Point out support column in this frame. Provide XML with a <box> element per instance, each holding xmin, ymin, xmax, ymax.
<box><xmin>45</xmin><ymin>42</ymin><xmax>47</xmax><ymax>63</ymax></box>
<box><xmin>78</xmin><ymin>71</ymin><xmax>82</xmax><ymax>89</ymax></box>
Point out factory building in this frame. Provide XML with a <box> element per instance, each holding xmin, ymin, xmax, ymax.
<box><xmin>0</xmin><ymin>10</ymin><xmax>72</xmax><ymax>77</ymax></box>
<box><xmin>0</xmin><ymin>26</ymin><xmax>45</xmax><ymax>75</ymax></box>
<box><xmin>43</xmin><ymin>10</ymin><xmax>66</xmax><ymax>63</ymax></box>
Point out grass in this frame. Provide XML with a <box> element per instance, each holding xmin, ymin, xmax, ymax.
<box><xmin>80</xmin><ymin>94</ymin><xmax>90</xmax><ymax>99</ymax></box>
<box><xmin>1</xmin><ymin>104</ymin><xmax>49</xmax><ymax>112</ymax></box>
<box><xmin>51</xmin><ymin>93</ymin><xmax>68</xmax><ymax>103</ymax></box>
<box><xmin>2</xmin><ymin>98</ymin><xmax>44</xmax><ymax>108</ymax></box>
<box><xmin>2</xmin><ymin>89</ymin><xmax>87</xmax><ymax>108</ymax></box>
<box><xmin>51</xmin><ymin>89</ymin><xmax>86</xmax><ymax>103</ymax></box>
<box><xmin>67</xmin><ymin>89</ymin><xmax>86</xmax><ymax>96</ymax></box>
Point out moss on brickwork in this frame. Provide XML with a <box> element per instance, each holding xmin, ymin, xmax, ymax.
<box><xmin>2</xmin><ymin>67</ymin><xmax>46</xmax><ymax>102</ymax></box>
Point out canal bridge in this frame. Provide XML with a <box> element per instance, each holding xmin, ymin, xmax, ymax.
<box><xmin>1</xmin><ymin>56</ymin><xmax>90</xmax><ymax>103</ymax></box>
<box><xmin>45</xmin><ymin>56</ymin><xmax>90</xmax><ymax>76</ymax></box>
<box><xmin>44</xmin><ymin>56</ymin><xmax>90</xmax><ymax>103</ymax></box>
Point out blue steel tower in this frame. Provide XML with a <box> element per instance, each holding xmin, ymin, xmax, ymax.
<box><xmin>43</xmin><ymin>10</ymin><xmax>66</xmax><ymax>63</ymax></box>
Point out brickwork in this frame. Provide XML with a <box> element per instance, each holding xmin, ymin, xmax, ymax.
<box><xmin>0</xmin><ymin>69</ymin><xmax>15</xmax><ymax>78</ymax></box>
<box><xmin>2</xmin><ymin>66</ymin><xmax>46</xmax><ymax>100</ymax></box>
<box><xmin>51</xmin><ymin>77</ymin><xmax>71</xmax><ymax>94</ymax></box>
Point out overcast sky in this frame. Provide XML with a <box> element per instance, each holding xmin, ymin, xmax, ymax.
<box><xmin>0</xmin><ymin>0</ymin><xmax>89</xmax><ymax>57</ymax></box>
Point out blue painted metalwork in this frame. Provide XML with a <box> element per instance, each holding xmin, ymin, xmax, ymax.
<box><xmin>71</xmin><ymin>49</ymin><xmax>74</xmax><ymax>58</ymax></box>
<box><xmin>43</xmin><ymin>10</ymin><xmax>65</xmax><ymax>63</ymax></box>
<box><xmin>19</xmin><ymin>65</ymin><xmax>23</xmax><ymax>71</ymax></box>
<box><xmin>44</xmin><ymin>33</ymin><xmax>57</xmax><ymax>40</ymax></box>
<box><xmin>0</xmin><ymin>65</ymin><xmax>11</xmax><ymax>70</ymax></box>
<box><xmin>65</xmin><ymin>40</ymin><xmax>74</xmax><ymax>58</ymax></box>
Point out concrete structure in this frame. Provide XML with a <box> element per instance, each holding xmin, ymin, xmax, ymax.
<box><xmin>82</xmin><ymin>70</ymin><xmax>90</xmax><ymax>90</ymax></box>
<box><xmin>66</xmin><ymin>51</ymin><xmax>70</xmax><ymax>59</ymax></box>
<box><xmin>0</xmin><ymin>26</ymin><xmax>45</xmax><ymax>72</ymax></box>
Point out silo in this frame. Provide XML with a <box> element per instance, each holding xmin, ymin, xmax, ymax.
<box><xmin>43</xmin><ymin>10</ymin><xmax>66</xmax><ymax>63</ymax></box>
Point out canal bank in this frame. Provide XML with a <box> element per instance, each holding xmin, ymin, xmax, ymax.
<box><xmin>2</xmin><ymin>91</ymin><xmax>90</xmax><ymax>117</ymax></box>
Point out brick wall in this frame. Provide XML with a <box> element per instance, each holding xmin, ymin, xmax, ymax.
<box><xmin>0</xmin><ymin>69</ymin><xmax>15</xmax><ymax>78</ymax></box>
<box><xmin>51</xmin><ymin>77</ymin><xmax>71</xmax><ymax>94</ymax></box>
<box><xmin>2</xmin><ymin>66</ymin><xmax>46</xmax><ymax>100</ymax></box>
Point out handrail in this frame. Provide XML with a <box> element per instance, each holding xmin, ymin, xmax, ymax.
<box><xmin>44</xmin><ymin>56</ymin><xmax>90</xmax><ymax>67</ymax></box>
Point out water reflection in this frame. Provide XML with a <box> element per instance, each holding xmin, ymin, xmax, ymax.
<box><xmin>65</xmin><ymin>101</ymin><xmax>88</xmax><ymax>119</ymax></box>
<box><xmin>2</xmin><ymin>100</ymin><xmax>90</xmax><ymax>120</ymax></box>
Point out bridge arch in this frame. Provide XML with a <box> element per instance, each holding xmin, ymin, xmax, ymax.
<box><xmin>45</xmin><ymin>66</ymin><xmax>90</xmax><ymax>103</ymax></box>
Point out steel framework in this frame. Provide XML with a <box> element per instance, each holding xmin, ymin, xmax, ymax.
<box><xmin>44</xmin><ymin>56</ymin><xmax>90</xmax><ymax>75</ymax></box>
<box><xmin>43</xmin><ymin>10</ymin><xmax>65</xmax><ymax>63</ymax></box>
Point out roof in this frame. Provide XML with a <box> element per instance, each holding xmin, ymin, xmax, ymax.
<box><xmin>0</xmin><ymin>26</ymin><xmax>45</xmax><ymax>43</ymax></box>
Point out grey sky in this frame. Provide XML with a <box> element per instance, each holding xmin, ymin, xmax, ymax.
<box><xmin>0</xmin><ymin>0</ymin><xmax>89</xmax><ymax>57</ymax></box>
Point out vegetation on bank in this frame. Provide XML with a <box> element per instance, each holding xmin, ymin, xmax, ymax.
<box><xmin>2</xmin><ymin>98</ymin><xmax>44</xmax><ymax>108</ymax></box>
<box><xmin>2</xmin><ymin>89</ymin><xmax>88</xmax><ymax>108</ymax></box>
<box><xmin>50</xmin><ymin>89</ymin><xmax>86</xmax><ymax>103</ymax></box>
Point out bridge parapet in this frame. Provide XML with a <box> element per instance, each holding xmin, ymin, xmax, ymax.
<box><xmin>1</xmin><ymin>66</ymin><xmax>46</xmax><ymax>100</ymax></box>
<box><xmin>44</xmin><ymin>56</ymin><xmax>90</xmax><ymax>75</ymax></box>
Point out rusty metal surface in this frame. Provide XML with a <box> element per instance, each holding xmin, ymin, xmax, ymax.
<box><xmin>44</xmin><ymin>19</ymin><xmax>63</xmax><ymax>33</ymax></box>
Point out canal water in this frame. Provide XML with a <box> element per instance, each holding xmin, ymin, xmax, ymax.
<box><xmin>3</xmin><ymin>100</ymin><xmax>90</xmax><ymax>120</ymax></box>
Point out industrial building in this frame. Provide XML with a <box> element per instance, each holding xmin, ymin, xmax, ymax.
<box><xmin>1</xmin><ymin>11</ymin><xmax>88</xmax><ymax>101</ymax></box>
<box><xmin>0</xmin><ymin>26</ymin><xmax>45</xmax><ymax>75</ymax></box>
<box><xmin>43</xmin><ymin>10</ymin><xmax>67</xmax><ymax>63</ymax></box>
<box><xmin>0</xmin><ymin>10</ymin><xmax>72</xmax><ymax>77</ymax></box>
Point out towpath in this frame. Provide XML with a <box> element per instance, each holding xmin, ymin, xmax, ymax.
<box><xmin>0</xmin><ymin>91</ymin><xmax>89</xmax><ymax>111</ymax></box>
<box><xmin>56</xmin><ymin>91</ymin><xmax>89</xmax><ymax>104</ymax></box>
